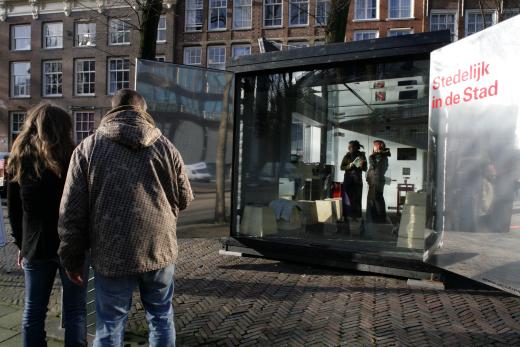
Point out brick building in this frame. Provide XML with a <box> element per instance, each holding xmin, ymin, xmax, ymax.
<box><xmin>0</xmin><ymin>0</ymin><xmax>176</xmax><ymax>152</ymax></box>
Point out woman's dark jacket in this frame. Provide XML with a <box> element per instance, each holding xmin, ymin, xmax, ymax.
<box><xmin>366</xmin><ymin>149</ymin><xmax>391</xmax><ymax>186</ymax></box>
<box><xmin>340</xmin><ymin>151</ymin><xmax>367</xmax><ymax>186</ymax></box>
<box><xmin>8</xmin><ymin>169</ymin><xmax>66</xmax><ymax>261</ymax></box>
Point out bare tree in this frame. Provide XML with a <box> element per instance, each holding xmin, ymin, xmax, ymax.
<box><xmin>326</xmin><ymin>0</ymin><xmax>351</xmax><ymax>43</ymax></box>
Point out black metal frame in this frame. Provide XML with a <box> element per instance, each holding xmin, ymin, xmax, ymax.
<box><xmin>223</xmin><ymin>31</ymin><xmax>452</xmax><ymax>279</ymax></box>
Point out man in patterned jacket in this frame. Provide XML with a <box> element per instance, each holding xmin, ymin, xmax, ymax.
<box><xmin>58</xmin><ymin>89</ymin><xmax>193</xmax><ymax>347</ymax></box>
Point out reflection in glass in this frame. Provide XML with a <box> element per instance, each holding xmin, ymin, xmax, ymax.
<box><xmin>234</xmin><ymin>59</ymin><xmax>431</xmax><ymax>259</ymax></box>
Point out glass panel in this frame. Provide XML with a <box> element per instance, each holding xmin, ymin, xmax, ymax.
<box><xmin>234</xmin><ymin>57</ymin><xmax>430</xmax><ymax>259</ymax></box>
<box><xmin>136</xmin><ymin>60</ymin><xmax>234</xmax><ymax>227</ymax></box>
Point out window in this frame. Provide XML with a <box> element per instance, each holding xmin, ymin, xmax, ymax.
<box><xmin>388</xmin><ymin>28</ymin><xmax>413</xmax><ymax>36</ymax></box>
<box><xmin>184</xmin><ymin>47</ymin><xmax>202</xmax><ymax>65</ymax></box>
<box><xmin>465</xmin><ymin>10</ymin><xmax>497</xmax><ymax>36</ymax></box>
<box><xmin>43</xmin><ymin>61</ymin><xmax>63</xmax><ymax>97</ymax></box>
<box><xmin>207</xmin><ymin>46</ymin><xmax>226</xmax><ymax>70</ymax></box>
<box><xmin>232</xmin><ymin>44</ymin><xmax>251</xmax><ymax>59</ymax></box>
<box><xmin>430</xmin><ymin>11</ymin><xmax>457</xmax><ymax>41</ymax></box>
<box><xmin>186</xmin><ymin>0</ymin><xmax>203</xmax><ymax>32</ymax></box>
<box><xmin>388</xmin><ymin>0</ymin><xmax>412</xmax><ymax>19</ymax></box>
<box><xmin>74</xmin><ymin>112</ymin><xmax>95</xmax><ymax>143</ymax></box>
<box><xmin>43</xmin><ymin>22</ymin><xmax>63</xmax><ymax>49</ymax></box>
<box><xmin>355</xmin><ymin>0</ymin><xmax>377</xmax><ymax>20</ymax></box>
<box><xmin>156</xmin><ymin>55</ymin><xmax>166</xmax><ymax>62</ymax></box>
<box><xmin>76</xmin><ymin>22</ymin><xmax>96</xmax><ymax>47</ymax></box>
<box><xmin>10</xmin><ymin>62</ymin><xmax>31</xmax><ymax>98</ymax></box>
<box><xmin>314</xmin><ymin>40</ymin><xmax>325</xmax><ymax>46</ymax></box>
<box><xmin>353</xmin><ymin>30</ymin><xmax>378</xmax><ymax>41</ymax></box>
<box><xmin>264</xmin><ymin>0</ymin><xmax>283</xmax><ymax>27</ymax></box>
<box><xmin>75</xmin><ymin>59</ymin><xmax>96</xmax><ymax>96</ymax></box>
<box><xmin>11</xmin><ymin>24</ymin><xmax>31</xmax><ymax>51</ymax></box>
<box><xmin>288</xmin><ymin>41</ymin><xmax>309</xmax><ymax>49</ymax></box>
<box><xmin>10</xmin><ymin>111</ymin><xmax>26</xmax><ymax>144</ymax></box>
<box><xmin>209</xmin><ymin>0</ymin><xmax>227</xmax><ymax>30</ymax></box>
<box><xmin>504</xmin><ymin>9</ymin><xmax>519</xmax><ymax>20</ymax></box>
<box><xmin>109</xmin><ymin>18</ymin><xmax>131</xmax><ymax>45</ymax></box>
<box><xmin>289</xmin><ymin>0</ymin><xmax>309</xmax><ymax>26</ymax></box>
<box><xmin>157</xmin><ymin>16</ymin><xmax>166</xmax><ymax>42</ymax></box>
<box><xmin>234</xmin><ymin>0</ymin><xmax>252</xmax><ymax>29</ymax></box>
<box><xmin>108</xmin><ymin>58</ymin><xmax>130</xmax><ymax>95</ymax></box>
<box><xmin>316</xmin><ymin>0</ymin><xmax>331</xmax><ymax>25</ymax></box>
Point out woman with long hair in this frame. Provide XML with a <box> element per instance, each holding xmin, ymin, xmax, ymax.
<box><xmin>366</xmin><ymin>140</ymin><xmax>391</xmax><ymax>224</ymax></box>
<box><xmin>340</xmin><ymin>140</ymin><xmax>367</xmax><ymax>221</ymax></box>
<box><xmin>7</xmin><ymin>103</ymin><xmax>87</xmax><ymax>347</ymax></box>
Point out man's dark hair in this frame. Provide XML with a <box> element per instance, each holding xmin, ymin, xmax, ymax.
<box><xmin>111</xmin><ymin>89</ymin><xmax>147</xmax><ymax>110</ymax></box>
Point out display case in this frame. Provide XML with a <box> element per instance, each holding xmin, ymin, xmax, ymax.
<box><xmin>223</xmin><ymin>31</ymin><xmax>452</xmax><ymax>278</ymax></box>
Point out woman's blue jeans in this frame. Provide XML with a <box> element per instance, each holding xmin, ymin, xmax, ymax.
<box><xmin>22</xmin><ymin>258</ymin><xmax>88</xmax><ymax>347</ymax></box>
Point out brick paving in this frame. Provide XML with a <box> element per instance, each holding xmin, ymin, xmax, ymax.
<box><xmin>0</xmin><ymin>238</ymin><xmax>519</xmax><ymax>346</ymax></box>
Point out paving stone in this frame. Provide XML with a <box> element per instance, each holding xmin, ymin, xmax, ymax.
<box><xmin>0</xmin><ymin>328</ymin><xmax>18</xmax><ymax>344</ymax></box>
<box><xmin>0</xmin><ymin>306</ymin><xmax>17</xmax><ymax>318</ymax></box>
<box><xmin>0</xmin><ymin>311</ymin><xmax>22</xmax><ymax>330</ymax></box>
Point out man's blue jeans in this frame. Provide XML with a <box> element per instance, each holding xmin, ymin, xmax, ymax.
<box><xmin>93</xmin><ymin>264</ymin><xmax>175</xmax><ymax>347</ymax></box>
<box><xmin>22</xmin><ymin>258</ymin><xmax>88</xmax><ymax>347</ymax></box>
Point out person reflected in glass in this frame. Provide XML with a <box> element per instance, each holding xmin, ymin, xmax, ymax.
<box><xmin>340</xmin><ymin>141</ymin><xmax>367</xmax><ymax>221</ymax></box>
<box><xmin>366</xmin><ymin>140</ymin><xmax>391</xmax><ymax>224</ymax></box>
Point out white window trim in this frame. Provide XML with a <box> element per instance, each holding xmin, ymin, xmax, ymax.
<box><xmin>233</xmin><ymin>0</ymin><xmax>253</xmax><ymax>30</ymax></box>
<box><xmin>42</xmin><ymin>60</ymin><xmax>63</xmax><ymax>97</ymax></box>
<box><xmin>232</xmin><ymin>44</ymin><xmax>252</xmax><ymax>58</ymax></box>
<box><xmin>354</xmin><ymin>0</ymin><xmax>380</xmax><ymax>21</ymax></box>
<box><xmin>75</xmin><ymin>22</ymin><xmax>97</xmax><ymax>47</ymax></box>
<box><xmin>74</xmin><ymin>111</ymin><xmax>95</xmax><ymax>143</ymax></box>
<box><xmin>10</xmin><ymin>111</ymin><xmax>26</xmax><ymax>144</ymax></box>
<box><xmin>207</xmin><ymin>46</ymin><xmax>226</xmax><ymax>70</ymax></box>
<box><xmin>387</xmin><ymin>27</ymin><xmax>414</xmax><ymax>36</ymax></box>
<box><xmin>430</xmin><ymin>10</ymin><xmax>458</xmax><ymax>41</ymax></box>
<box><xmin>107</xmin><ymin>57</ymin><xmax>130</xmax><ymax>95</ymax></box>
<box><xmin>157</xmin><ymin>16</ymin><xmax>167</xmax><ymax>43</ymax></box>
<box><xmin>43</xmin><ymin>22</ymin><xmax>63</xmax><ymax>49</ymax></box>
<box><xmin>353</xmin><ymin>30</ymin><xmax>380</xmax><ymax>40</ymax></box>
<box><xmin>263</xmin><ymin>0</ymin><xmax>284</xmax><ymax>28</ymax></box>
<box><xmin>183</xmin><ymin>47</ymin><xmax>202</xmax><ymax>65</ymax></box>
<box><xmin>387</xmin><ymin>0</ymin><xmax>414</xmax><ymax>20</ymax></box>
<box><xmin>10</xmin><ymin>62</ymin><xmax>31</xmax><ymax>99</ymax></box>
<box><xmin>208</xmin><ymin>0</ymin><xmax>227</xmax><ymax>31</ymax></box>
<box><xmin>315</xmin><ymin>0</ymin><xmax>330</xmax><ymax>26</ymax></box>
<box><xmin>289</xmin><ymin>0</ymin><xmax>310</xmax><ymax>27</ymax></box>
<box><xmin>11</xmin><ymin>24</ymin><xmax>31</xmax><ymax>51</ymax></box>
<box><xmin>156</xmin><ymin>55</ymin><xmax>166</xmax><ymax>62</ymax></box>
<box><xmin>108</xmin><ymin>18</ymin><xmax>131</xmax><ymax>46</ymax></box>
<box><xmin>75</xmin><ymin>58</ymin><xmax>96</xmax><ymax>97</ymax></box>
<box><xmin>185</xmin><ymin>0</ymin><xmax>204</xmax><ymax>32</ymax></box>
<box><xmin>464</xmin><ymin>9</ymin><xmax>498</xmax><ymax>36</ymax></box>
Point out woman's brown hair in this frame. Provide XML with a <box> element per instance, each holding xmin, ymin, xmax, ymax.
<box><xmin>7</xmin><ymin>103</ymin><xmax>75</xmax><ymax>182</ymax></box>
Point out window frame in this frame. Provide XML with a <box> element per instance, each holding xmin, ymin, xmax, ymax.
<box><xmin>207</xmin><ymin>46</ymin><xmax>226</xmax><ymax>70</ymax></box>
<box><xmin>315</xmin><ymin>0</ymin><xmax>331</xmax><ymax>26</ymax></box>
<box><xmin>43</xmin><ymin>22</ymin><xmax>63</xmax><ymax>49</ymax></box>
<box><xmin>10</xmin><ymin>61</ymin><xmax>31</xmax><ymax>98</ymax></box>
<box><xmin>429</xmin><ymin>10</ymin><xmax>458</xmax><ymax>41</ymax></box>
<box><xmin>107</xmin><ymin>57</ymin><xmax>130</xmax><ymax>95</ymax></box>
<box><xmin>108</xmin><ymin>18</ymin><xmax>131</xmax><ymax>46</ymax></box>
<box><xmin>75</xmin><ymin>22</ymin><xmax>97</xmax><ymax>47</ymax></box>
<box><xmin>75</xmin><ymin>58</ymin><xmax>96</xmax><ymax>97</ymax></box>
<box><xmin>10</xmin><ymin>24</ymin><xmax>31</xmax><ymax>51</ymax></box>
<box><xmin>74</xmin><ymin>111</ymin><xmax>95</xmax><ymax>143</ymax></box>
<box><xmin>464</xmin><ymin>9</ymin><xmax>498</xmax><ymax>36</ymax></box>
<box><xmin>263</xmin><ymin>0</ymin><xmax>283</xmax><ymax>28</ymax></box>
<box><xmin>353</xmin><ymin>30</ymin><xmax>379</xmax><ymax>41</ymax></box>
<box><xmin>42</xmin><ymin>60</ymin><xmax>63</xmax><ymax>97</ymax></box>
<box><xmin>185</xmin><ymin>0</ymin><xmax>204</xmax><ymax>32</ymax></box>
<box><xmin>289</xmin><ymin>0</ymin><xmax>310</xmax><ymax>27</ymax></box>
<box><xmin>233</xmin><ymin>0</ymin><xmax>253</xmax><ymax>29</ymax></box>
<box><xmin>10</xmin><ymin>111</ymin><xmax>27</xmax><ymax>145</ymax></box>
<box><xmin>183</xmin><ymin>46</ymin><xmax>202</xmax><ymax>65</ymax></box>
<box><xmin>157</xmin><ymin>16</ymin><xmax>167</xmax><ymax>43</ymax></box>
<box><xmin>209</xmin><ymin>0</ymin><xmax>227</xmax><ymax>31</ymax></box>
<box><xmin>232</xmin><ymin>44</ymin><xmax>252</xmax><ymax>59</ymax></box>
<box><xmin>387</xmin><ymin>28</ymin><xmax>414</xmax><ymax>36</ymax></box>
<box><xmin>354</xmin><ymin>0</ymin><xmax>379</xmax><ymax>21</ymax></box>
<box><xmin>388</xmin><ymin>0</ymin><xmax>414</xmax><ymax>20</ymax></box>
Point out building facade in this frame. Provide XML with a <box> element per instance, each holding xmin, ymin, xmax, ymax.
<box><xmin>0</xmin><ymin>0</ymin><xmax>176</xmax><ymax>151</ymax></box>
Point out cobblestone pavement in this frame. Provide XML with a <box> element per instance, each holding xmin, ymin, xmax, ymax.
<box><xmin>0</xmin><ymin>237</ymin><xmax>519</xmax><ymax>347</ymax></box>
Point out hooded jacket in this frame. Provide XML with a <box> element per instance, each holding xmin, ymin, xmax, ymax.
<box><xmin>58</xmin><ymin>106</ymin><xmax>194</xmax><ymax>277</ymax></box>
